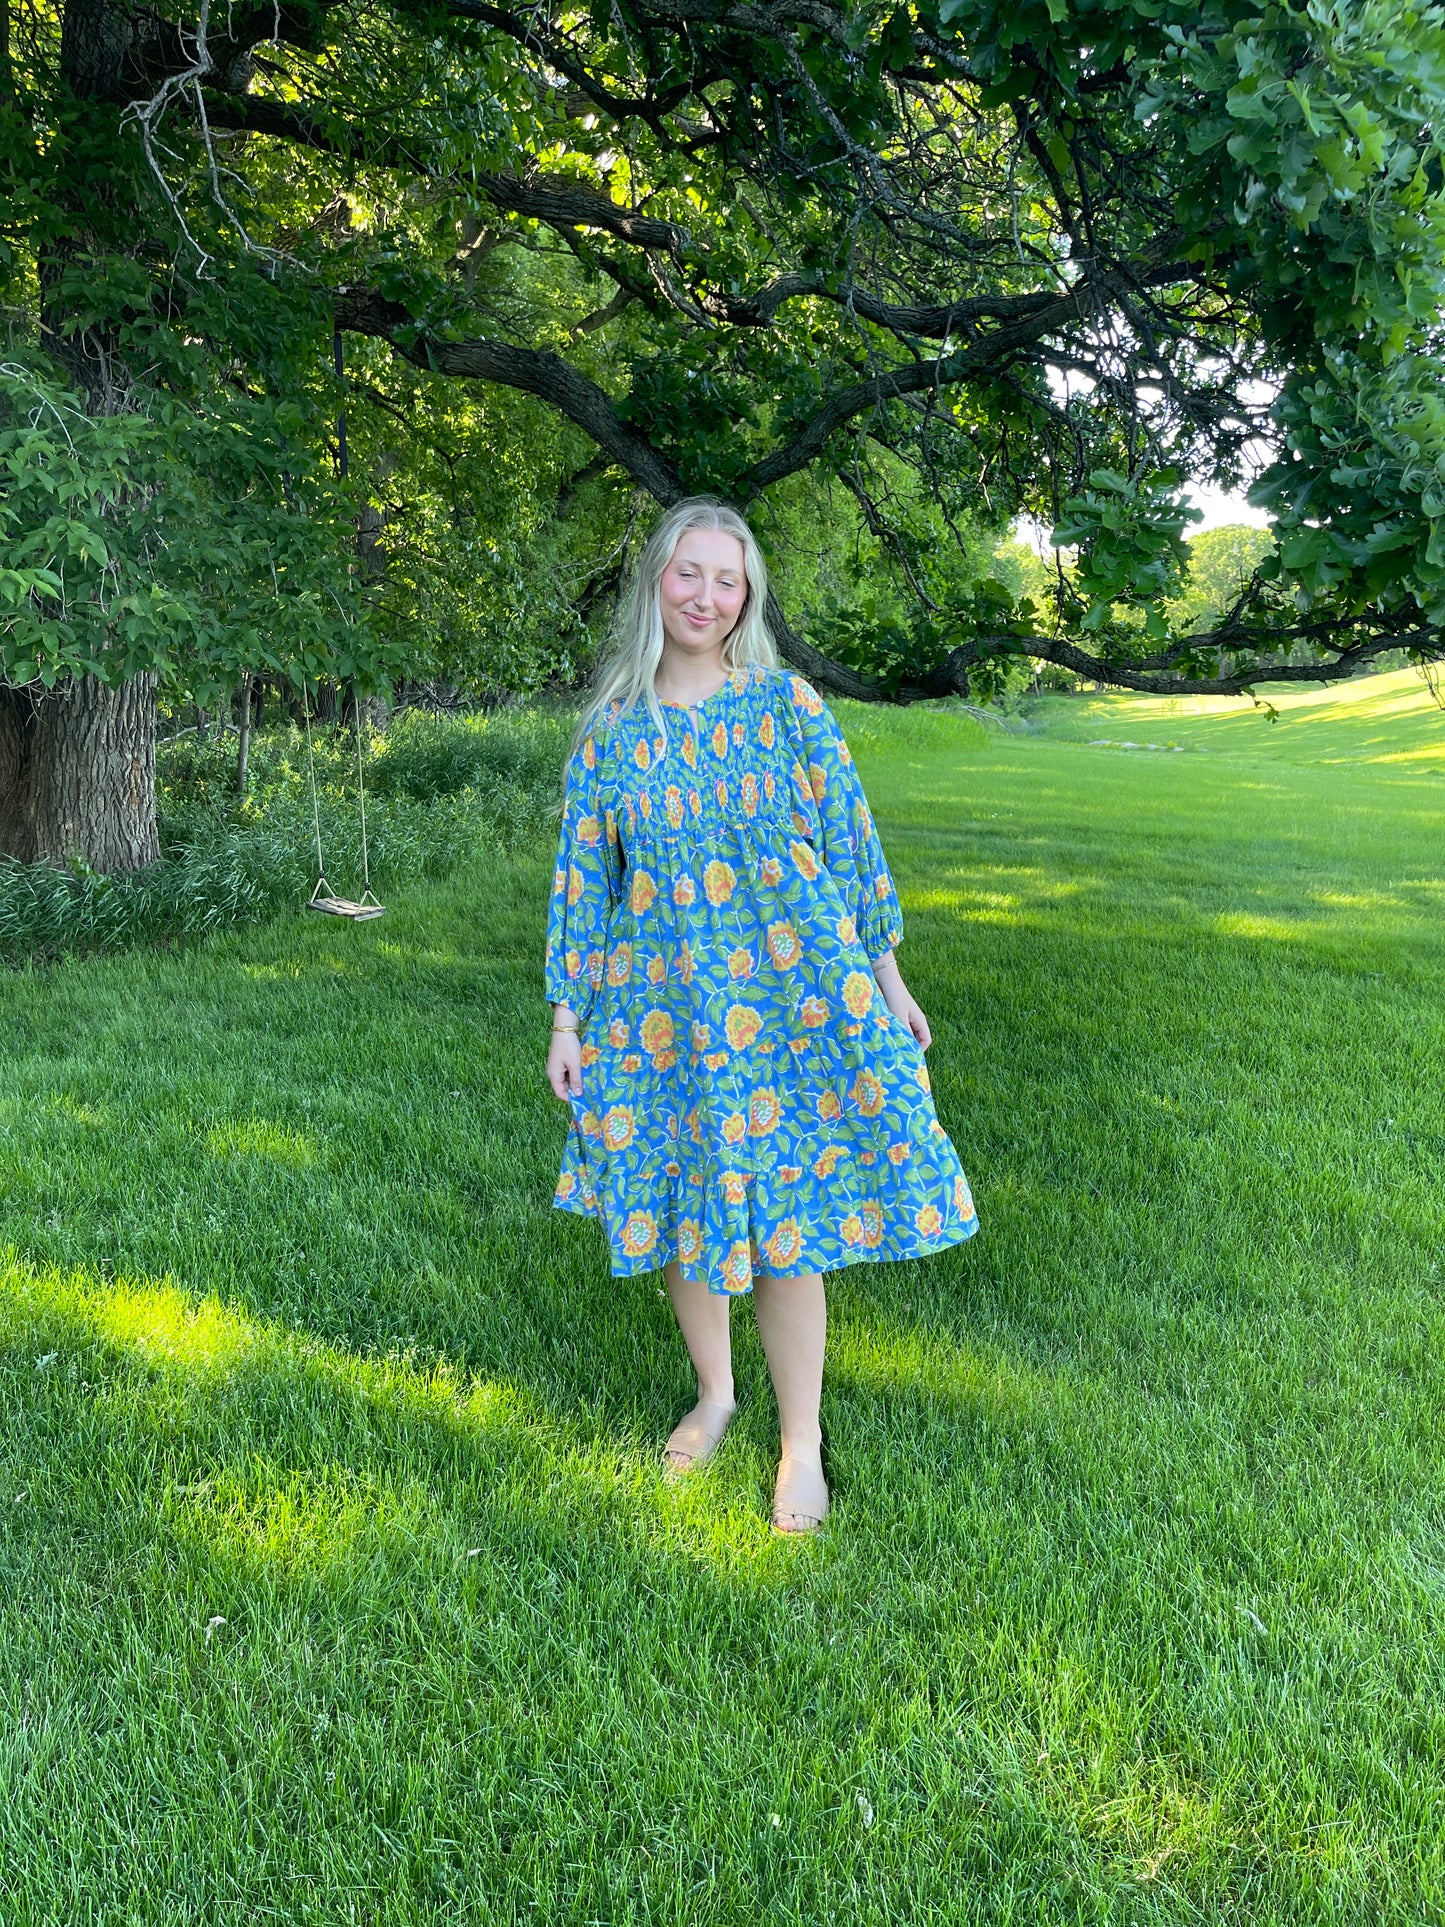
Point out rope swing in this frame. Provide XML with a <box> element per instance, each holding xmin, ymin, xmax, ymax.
<box><xmin>302</xmin><ymin>682</ymin><xmax>385</xmax><ymax>921</ymax></box>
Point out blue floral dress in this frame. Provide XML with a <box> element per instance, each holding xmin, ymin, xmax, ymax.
<box><xmin>545</xmin><ymin>665</ymin><xmax>978</xmax><ymax>1293</ymax></box>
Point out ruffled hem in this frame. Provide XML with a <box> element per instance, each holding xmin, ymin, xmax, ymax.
<box><xmin>552</xmin><ymin>1127</ymin><xmax>978</xmax><ymax>1294</ymax></box>
<box><xmin>552</xmin><ymin>1181</ymin><xmax>978</xmax><ymax>1290</ymax></box>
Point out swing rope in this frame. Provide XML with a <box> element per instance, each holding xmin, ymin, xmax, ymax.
<box><xmin>302</xmin><ymin>679</ymin><xmax>384</xmax><ymax>921</ymax></box>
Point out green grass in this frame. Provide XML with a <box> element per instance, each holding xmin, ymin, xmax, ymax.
<box><xmin>2</xmin><ymin>670</ymin><xmax>1443</xmax><ymax>1922</ymax></box>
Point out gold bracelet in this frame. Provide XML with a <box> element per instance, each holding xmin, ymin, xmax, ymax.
<box><xmin>552</xmin><ymin>1024</ymin><xmax>579</xmax><ymax>1036</ymax></box>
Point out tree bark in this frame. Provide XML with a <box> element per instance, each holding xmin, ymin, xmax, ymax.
<box><xmin>0</xmin><ymin>674</ymin><xmax>160</xmax><ymax>871</ymax></box>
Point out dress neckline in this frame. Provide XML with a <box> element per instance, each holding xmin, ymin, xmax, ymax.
<box><xmin>655</xmin><ymin>670</ymin><xmax>739</xmax><ymax>711</ymax></box>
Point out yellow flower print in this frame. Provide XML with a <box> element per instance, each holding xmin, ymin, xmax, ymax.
<box><xmin>791</xmin><ymin>759</ymin><xmax>810</xmax><ymax>796</ymax></box>
<box><xmin>704</xmin><ymin>859</ymin><xmax>736</xmax><ymax>905</ymax></box>
<box><xmin>842</xmin><ymin>971</ymin><xmax>874</xmax><ymax>1017</ymax></box>
<box><xmin>601</xmin><ymin>1106</ymin><xmax>635</xmax><ymax>1152</ymax></box>
<box><xmin>639</xmin><ymin>1010</ymin><xmax>674</xmax><ymax>1055</ymax></box>
<box><xmin>556</xmin><ymin>1171</ymin><xmax>575</xmax><ymax>1199</ymax></box>
<box><xmin>688</xmin><ymin>788</ymin><xmax>702</xmax><ymax>817</ymax></box>
<box><xmin>622</xmin><ymin>1053</ymin><xmax>642</xmax><ymax>1072</ymax></box>
<box><xmin>915</xmin><ymin>1204</ymin><xmax>943</xmax><ymax>1238</ymax></box>
<box><xmin>606</xmin><ymin>943</ymin><xmax>632</xmax><ymax>986</ymax></box>
<box><xmin>787</xmin><ymin>1037</ymin><xmax>809</xmax><ymax>1055</ymax></box>
<box><xmin>725</xmin><ymin>1005</ymin><xmax>762</xmax><ymax>1050</ymax></box>
<box><xmin>576</xmin><ymin>814</ymin><xmax>601</xmax><ymax>848</ymax></box>
<box><xmin>564</xmin><ymin>948</ymin><xmax>581</xmax><ymax>979</ymax></box>
<box><xmin>582</xmin><ymin>737</ymin><xmax>597</xmax><ymax>770</ymax></box>
<box><xmin>673</xmin><ymin>875</ymin><xmax>696</xmax><ymax>906</ymax></box>
<box><xmin>800</xmin><ymin>996</ymin><xmax>829</xmax><ymax>1029</ymax></box>
<box><xmin>813</xmin><ymin>1145</ymin><xmax>842</xmax><ymax>1177</ymax></box>
<box><xmin>605</xmin><ymin>810</ymin><xmax>618</xmax><ymax>845</ymax></box>
<box><xmin>580</xmin><ymin>1109</ymin><xmax>601</xmax><ymax>1138</ymax></box>
<box><xmin>792</xmin><ymin>811</ymin><xmax>810</xmax><ymax>835</ymax></box>
<box><xmin>887</xmin><ymin>1142</ymin><xmax>910</xmax><ymax>1165</ymax></box>
<box><xmin>741</xmin><ymin>773</ymin><xmax>759</xmax><ymax>816</ymax></box>
<box><xmin>763</xmin><ymin>1218</ymin><xmax>803</xmax><ymax>1268</ymax></box>
<box><xmin>721</xmin><ymin>1171</ymin><xmax>749</xmax><ymax>1205</ymax></box>
<box><xmin>838</xmin><ymin>740</ymin><xmax>852</xmax><ymax>765</ymax></box>
<box><xmin>630</xmin><ymin>870</ymin><xmax>657</xmax><ymax>914</ymax></box>
<box><xmin>653</xmin><ymin>1048</ymin><xmax>678</xmax><ymax>1071</ymax></box>
<box><xmin>816</xmin><ymin>1089</ymin><xmax>842</xmax><ymax>1121</ymax></box>
<box><xmin>748</xmin><ymin>1087</ymin><xmax>781</xmax><ymax>1136</ymax></box>
<box><xmin>764</xmin><ymin>771</ymin><xmax>776</xmax><ymax>801</ymax></box>
<box><xmin>608</xmin><ymin>1019</ymin><xmax>630</xmax><ymax>1048</ymax></box>
<box><xmin>620</xmin><ymin>1210</ymin><xmax>658</xmax><ymax>1257</ymax></box>
<box><xmin>580</xmin><ymin>1042</ymin><xmax>601</xmax><ymax>1067</ymax></box>
<box><xmin>790</xmin><ymin>839</ymin><xmax>820</xmax><ymax>880</ymax></box>
<box><xmin>789</xmin><ymin>676</ymin><xmax>823</xmax><ymax>716</ymax></box>
<box><xmin>641</xmin><ymin>791</ymin><xmax>656</xmax><ymax>820</ymax></box>
<box><xmin>766</xmin><ymin>921</ymin><xmax>802</xmax><ymax>970</ymax></box>
<box><xmin>861</xmin><ymin>1201</ymin><xmax>883</xmax><ymax>1247</ymax></box>
<box><xmin>859</xmin><ymin>1149</ymin><xmax>876</xmax><ymax>1166</ymax></box>
<box><xmin>678</xmin><ymin>942</ymin><xmax>695</xmax><ymax>984</ymax></box>
<box><xmin>647</xmin><ymin>954</ymin><xmax>667</xmax><ymax>985</ymax></box>
<box><xmin>712</xmin><ymin>721</ymin><xmax>728</xmax><ymax>758</ymax></box>
<box><xmin>567</xmin><ymin>865</ymin><xmax>585</xmax><ymax>906</ymax></box>
<box><xmin>840</xmin><ymin>1214</ymin><xmax>863</xmax><ymax>1246</ymax></box>
<box><xmin>665</xmin><ymin>786</ymin><xmax>685</xmax><ymax>828</ymax></box>
<box><xmin>585</xmin><ymin>948</ymin><xmax>604</xmax><ymax>986</ymax></box>
<box><xmin>954</xmin><ymin>1175</ymin><xmax>976</xmax><ymax>1219</ymax></box>
<box><xmin>722</xmin><ymin>1112</ymin><xmax>746</xmax><ymax>1145</ymax></box>
<box><xmin>715</xmin><ymin>777</ymin><xmax>729</xmax><ymax>809</ymax></box>
<box><xmin>728</xmin><ymin>947</ymin><xmax>754</xmax><ymax>981</ymax></box>
<box><xmin>836</xmin><ymin>915</ymin><xmax>858</xmax><ymax>946</ymax></box>
<box><xmin>851</xmin><ymin>1069</ymin><xmax>886</xmax><ymax>1117</ymax></box>
<box><xmin>915</xmin><ymin>1063</ymin><xmax>932</xmax><ymax>1091</ymax></box>
<box><xmin>677</xmin><ymin>1218</ymin><xmax>702</xmax><ymax>1263</ymax></box>
<box><xmin>687</xmin><ymin>1106</ymin><xmax>703</xmax><ymax>1142</ymax></box>
<box><xmin>732</xmin><ymin>721</ymin><xmax>745</xmax><ymax>747</ymax></box>
<box><xmin>704</xmin><ymin>1050</ymin><xmax>729</xmax><ymax>1071</ymax></box>
<box><xmin>779</xmin><ymin>1165</ymin><xmax>802</xmax><ymax>1183</ymax></box>
<box><xmin>552</xmin><ymin>867</ymin><xmax>566</xmax><ymax>898</ymax></box>
<box><xmin>635</xmin><ymin>738</ymin><xmax>652</xmax><ymax>771</ymax></box>
<box><xmin>809</xmin><ymin>762</ymin><xmax>827</xmax><ymax>802</ymax></box>
<box><xmin>690</xmin><ymin>1022</ymin><xmax>711</xmax><ymax>1054</ymax></box>
<box><xmin>682</xmin><ymin>733</ymin><xmax>697</xmax><ymax>769</ymax></box>
<box><xmin>760</xmin><ymin>856</ymin><xmax>783</xmax><ymax>886</ymax></box>
<box><xmin>721</xmin><ymin>1242</ymin><xmax>753</xmax><ymax>1293</ymax></box>
<box><xmin>758</xmin><ymin>711</ymin><xmax>775</xmax><ymax>749</ymax></box>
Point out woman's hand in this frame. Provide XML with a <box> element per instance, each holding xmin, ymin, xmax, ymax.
<box><xmin>547</xmin><ymin>1007</ymin><xmax>584</xmax><ymax>1101</ymax></box>
<box><xmin>870</xmin><ymin>951</ymin><xmax>931</xmax><ymax>1051</ymax></box>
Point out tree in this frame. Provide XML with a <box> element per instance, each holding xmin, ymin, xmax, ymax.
<box><xmin>6</xmin><ymin>0</ymin><xmax>1445</xmax><ymax>867</ymax></box>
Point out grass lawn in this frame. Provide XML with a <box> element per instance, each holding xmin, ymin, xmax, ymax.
<box><xmin>2</xmin><ymin>670</ymin><xmax>1443</xmax><ymax>1923</ymax></box>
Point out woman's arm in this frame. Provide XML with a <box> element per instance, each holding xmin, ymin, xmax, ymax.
<box><xmin>871</xmin><ymin>949</ymin><xmax>931</xmax><ymax>1050</ymax></box>
<box><xmin>547</xmin><ymin>1001</ymin><xmax>585</xmax><ymax>1101</ymax></box>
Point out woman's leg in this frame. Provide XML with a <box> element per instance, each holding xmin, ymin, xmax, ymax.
<box><xmin>662</xmin><ymin>1260</ymin><xmax>736</xmax><ymax>1470</ymax></box>
<box><xmin>751</xmin><ymin>1270</ymin><xmax>830</xmax><ymax>1531</ymax></box>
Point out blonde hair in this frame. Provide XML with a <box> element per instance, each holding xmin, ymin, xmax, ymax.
<box><xmin>575</xmin><ymin>497</ymin><xmax>778</xmax><ymax>749</ymax></box>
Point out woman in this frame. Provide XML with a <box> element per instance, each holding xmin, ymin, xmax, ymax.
<box><xmin>545</xmin><ymin>499</ymin><xmax>977</xmax><ymax>1533</ymax></box>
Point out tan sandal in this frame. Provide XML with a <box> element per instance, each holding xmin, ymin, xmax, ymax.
<box><xmin>662</xmin><ymin>1400</ymin><xmax>736</xmax><ymax>1476</ymax></box>
<box><xmin>771</xmin><ymin>1453</ymin><xmax>830</xmax><ymax>1534</ymax></box>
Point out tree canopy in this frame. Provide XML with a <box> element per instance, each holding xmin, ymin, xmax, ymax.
<box><xmin>6</xmin><ymin>0</ymin><xmax>1445</xmax><ymax>732</ymax></box>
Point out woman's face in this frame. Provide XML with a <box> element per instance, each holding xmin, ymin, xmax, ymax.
<box><xmin>658</xmin><ymin>528</ymin><xmax>749</xmax><ymax>660</ymax></box>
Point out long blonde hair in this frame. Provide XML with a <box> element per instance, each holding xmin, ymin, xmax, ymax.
<box><xmin>576</xmin><ymin>498</ymin><xmax>778</xmax><ymax>749</ymax></box>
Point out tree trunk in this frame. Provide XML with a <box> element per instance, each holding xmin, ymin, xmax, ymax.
<box><xmin>0</xmin><ymin>673</ymin><xmax>160</xmax><ymax>871</ymax></box>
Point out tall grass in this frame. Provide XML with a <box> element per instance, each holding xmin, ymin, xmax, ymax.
<box><xmin>0</xmin><ymin>707</ymin><xmax>575</xmax><ymax>964</ymax></box>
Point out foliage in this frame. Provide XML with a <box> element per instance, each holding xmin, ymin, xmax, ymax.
<box><xmin>1168</xmin><ymin>524</ymin><xmax>1278</xmax><ymax>634</ymax></box>
<box><xmin>0</xmin><ymin>708</ymin><xmax>571</xmax><ymax>962</ymax></box>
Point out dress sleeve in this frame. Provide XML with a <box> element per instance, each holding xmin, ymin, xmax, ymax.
<box><xmin>544</xmin><ymin>731</ymin><xmax>621</xmax><ymax>1024</ymax></box>
<box><xmin>786</xmin><ymin>676</ymin><xmax>904</xmax><ymax>960</ymax></box>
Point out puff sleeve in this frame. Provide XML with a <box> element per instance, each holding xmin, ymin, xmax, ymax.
<box><xmin>787</xmin><ymin>676</ymin><xmax>904</xmax><ymax>960</ymax></box>
<box><xmin>544</xmin><ymin>731</ymin><xmax>621</xmax><ymax>1025</ymax></box>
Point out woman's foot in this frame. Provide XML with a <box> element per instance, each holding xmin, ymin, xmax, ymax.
<box><xmin>771</xmin><ymin>1451</ymin><xmax>829</xmax><ymax>1533</ymax></box>
<box><xmin>662</xmin><ymin>1399</ymin><xmax>736</xmax><ymax>1475</ymax></box>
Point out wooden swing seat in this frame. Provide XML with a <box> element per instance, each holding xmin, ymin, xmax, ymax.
<box><xmin>308</xmin><ymin>879</ymin><xmax>385</xmax><ymax>920</ymax></box>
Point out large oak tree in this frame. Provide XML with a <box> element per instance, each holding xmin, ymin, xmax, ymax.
<box><xmin>5</xmin><ymin>0</ymin><xmax>1445</xmax><ymax>866</ymax></box>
